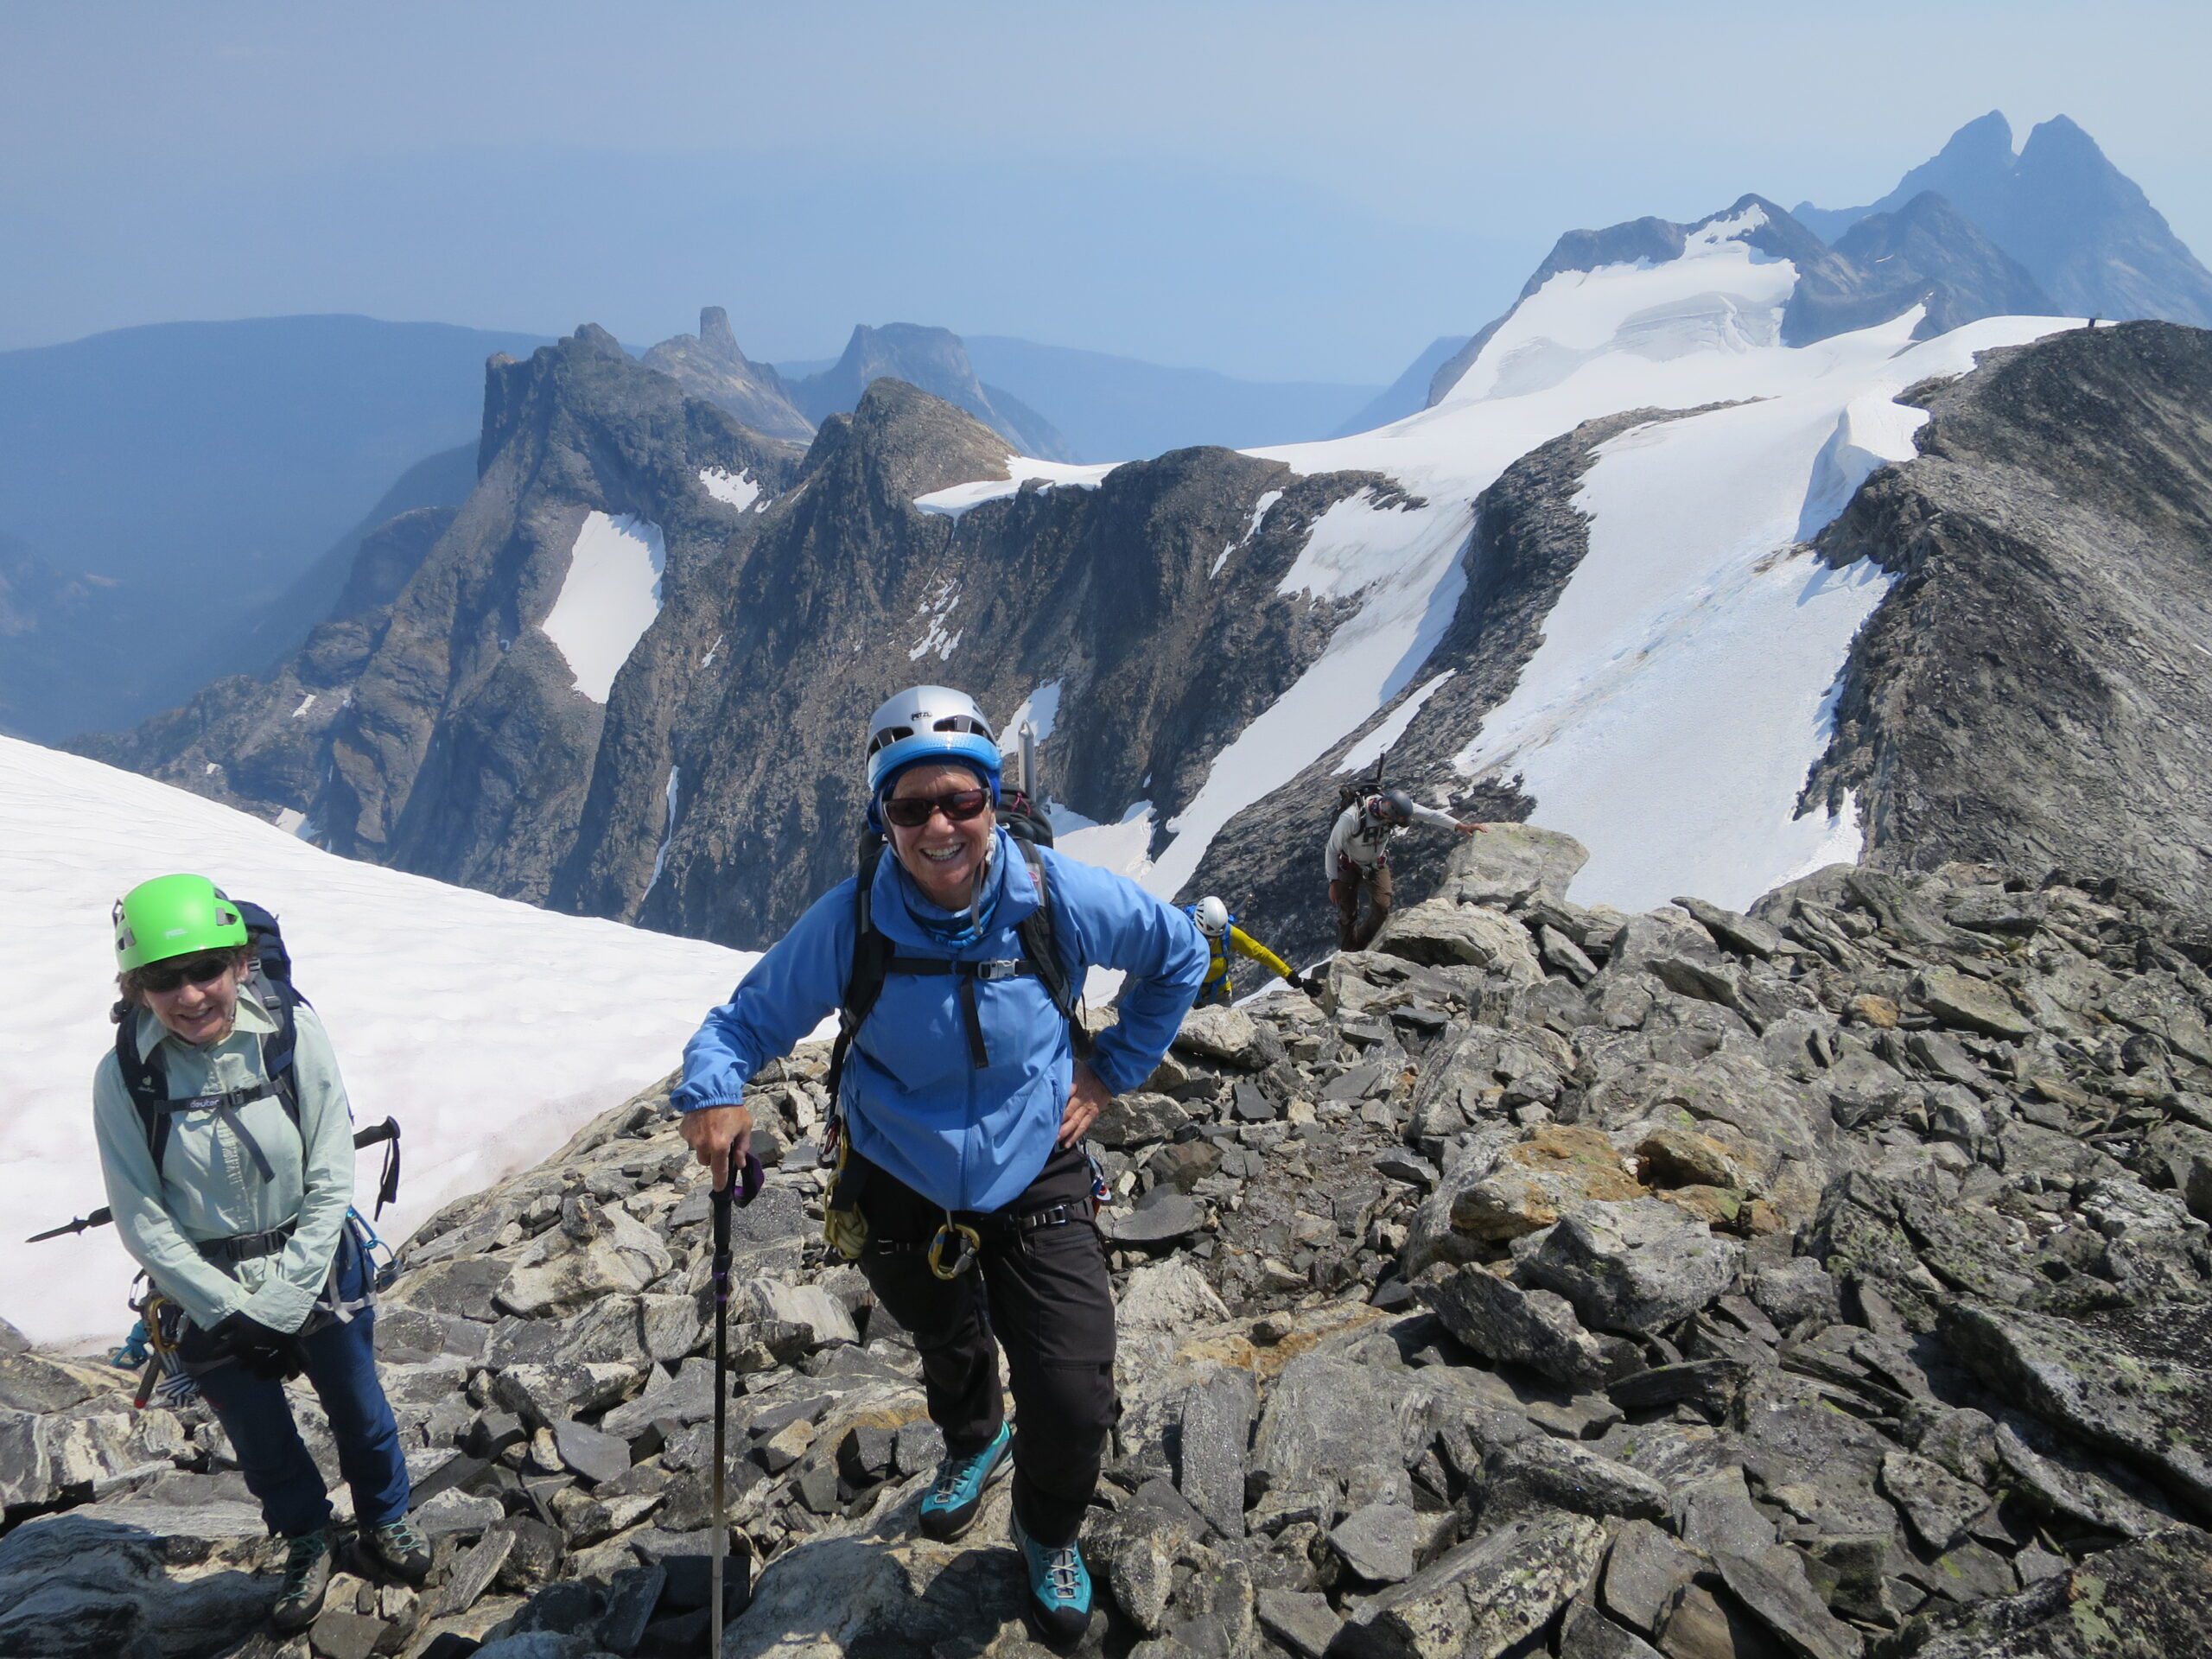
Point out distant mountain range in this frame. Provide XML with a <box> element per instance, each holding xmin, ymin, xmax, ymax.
<box><xmin>961</xmin><ymin>337</ymin><xmax>1384</xmax><ymax>460</ymax></box>
<box><xmin>79</xmin><ymin>168</ymin><xmax>2212</xmax><ymax>960</ymax></box>
<box><xmin>0</xmin><ymin>315</ymin><xmax>543</xmax><ymax>738</ymax></box>
<box><xmin>1385</xmin><ymin>109</ymin><xmax>2212</xmax><ymax>411</ymax></box>
<box><xmin>0</xmin><ymin>312</ymin><xmax>1382</xmax><ymax>740</ymax></box>
<box><xmin>15</xmin><ymin>106</ymin><xmax>2209</xmax><ymax>765</ymax></box>
<box><xmin>1794</xmin><ymin>111</ymin><xmax>2212</xmax><ymax>327</ymax></box>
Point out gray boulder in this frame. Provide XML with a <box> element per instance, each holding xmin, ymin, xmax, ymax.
<box><xmin>1417</xmin><ymin>1262</ymin><xmax>1617</xmax><ymax>1388</ymax></box>
<box><xmin>1374</xmin><ymin>899</ymin><xmax>1544</xmax><ymax>984</ymax></box>
<box><xmin>1332</xmin><ymin>1510</ymin><xmax>1605</xmax><ymax>1659</ymax></box>
<box><xmin>1521</xmin><ymin>1198</ymin><xmax>1743</xmax><ymax>1334</ymax></box>
<box><xmin>1443</xmin><ymin>823</ymin><xmax>1590</xmax><ymax>907</ymax></box>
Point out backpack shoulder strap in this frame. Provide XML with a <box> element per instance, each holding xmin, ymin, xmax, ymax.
<box><xmin>1012</xmin><ymin>842</ymin><xmax>1085</xmax><ymax>1052</ymax></box>
<box><xmin>251</xmin><ymin>968</ymin><xmax>305</xmax><ymax>1133</ymax></box>
<box><xmin>826</xmin><ymin>839</ymin><xmax>896</xmax><ymax>1106</ymax></box>
<box><xmin>114</xmin><ymin>1014</ymin><xmax>172</xmax><ymax>1176</ymax></box>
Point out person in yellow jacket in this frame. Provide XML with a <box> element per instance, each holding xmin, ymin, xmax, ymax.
<box><xmin>1185</xmin><ymin>897</ymin><xmax>1312</xmax><ymax>1005</ymax></box>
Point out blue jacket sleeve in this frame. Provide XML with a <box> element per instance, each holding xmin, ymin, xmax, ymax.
<box><xmin>674</xmin><ymin>879</ymin><xmax>857</xmax><ymax>1112</ymax></box>
<box><xmin>1041</xmin><ymin>849</ymin><xmax>1208</xmax><ymax>1095</ymax></box>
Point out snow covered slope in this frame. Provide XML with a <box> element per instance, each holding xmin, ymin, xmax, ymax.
<box><xmin>0</xmin><ymin>735</ymin><xmax>760</xmax><ymax>1344</ymax></box>
<box><xmin>965</xmin><ymin>203</ymin><xmax>2079</xmax><ymax>915</ymax></box>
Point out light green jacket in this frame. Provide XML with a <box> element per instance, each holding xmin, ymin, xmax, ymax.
<box><xmin>92</xmin><ymin>988</ymin><xmax>357</xmax><ymax>1334</ymax></box>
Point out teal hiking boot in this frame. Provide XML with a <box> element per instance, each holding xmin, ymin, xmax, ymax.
<box><xmin>270</xmin><ymin>1528</ymin><xmax>333</xmax><ymax>1633</ymax></box>
<box><xmin>918</xmin><ymin>1421</ymin><xmax>1011</xmax><ymax>1541</ymax></box>
<box><xmin>363</xmin><ymin>1516</ymin><xmax>432</xmax><ymax>1586</ymax></box>
<box><xmin>1011</xmin><ymin>1514</ymin><xmax>1092</xmax><ymax>1645</ymax></box>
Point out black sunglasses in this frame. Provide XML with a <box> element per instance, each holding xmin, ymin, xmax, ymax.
<box><xmin>139</xmin><ymin>952</ymin><xmax>237</xmax><ymax>995</ymax></box>
<box><xmin>882</xmin><ymin>787</ymin><xmax>993</xmax><ymax>830</ymax></box>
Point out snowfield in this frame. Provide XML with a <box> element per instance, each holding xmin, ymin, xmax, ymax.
<box><xmin>0</xmin><ymin>736</ymin><xmax>759</xmax><ymax>1345</ymax></box>
<box><xmin>541</xmin><ymin>511</ymin><xmax>667</xmax><ymax>702</ymax></box>
<box><xmin>944</xmin><ymin>204</ymin><xmax>2075</xmax><ymax>917</ymax></box>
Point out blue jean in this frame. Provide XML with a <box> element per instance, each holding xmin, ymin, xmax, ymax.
<box><xmin>193</xmin><ymin>1226</ymin><xmax>410</xmax><ymax>1538</ymax></box>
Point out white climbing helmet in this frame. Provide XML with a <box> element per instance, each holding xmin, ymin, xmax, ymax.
<box><xmin>1193</xmin><ymin>896</ymin><xmax>1230</xmax><ymax>938</ymax></box>
<box><xmin>864</xmin><ymin>685</ymin><xmax>1002</xmax><ymax>798</ymax></box>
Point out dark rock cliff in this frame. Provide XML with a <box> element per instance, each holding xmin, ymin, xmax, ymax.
<box><xmin>556</xmin><ymin>380</ymin><xmax>1379</xmax><ymax>946</ymax></box>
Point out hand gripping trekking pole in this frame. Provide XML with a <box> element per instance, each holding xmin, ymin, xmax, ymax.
<box><xmin>709</xmin><ymin>1148</ymin><xmax>763</xmax><ymax>1655</ymax></box>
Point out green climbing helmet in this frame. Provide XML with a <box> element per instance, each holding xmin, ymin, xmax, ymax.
<box><xmin>112</xmin><ymin>874</ymin><xmax>247</xmax><ymax>973</ymax></box>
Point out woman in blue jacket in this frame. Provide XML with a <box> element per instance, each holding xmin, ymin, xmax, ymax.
<box><xmin>676</xmin><ymin>685</ymin><xmax>1206</xmax><ymax>1644</ymax></box>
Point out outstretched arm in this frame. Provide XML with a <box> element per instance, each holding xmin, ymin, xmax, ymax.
<box><xmin>1408</xmin><ymin>800</ymin><xmax>1483</xmax><ymax>836</ymax></box>
<box><xmin>1229</xmin><ymin>925</ymin><xmax>1294</xmax><ymax>981</ymax></box>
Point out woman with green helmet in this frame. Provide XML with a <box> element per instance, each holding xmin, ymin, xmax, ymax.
<box><xmin>92</xmin><ymin>874</ymin><xmax>427</xmax><ymax>1633</ymax></box>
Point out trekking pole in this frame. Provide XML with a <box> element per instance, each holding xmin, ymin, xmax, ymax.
<box><xmin>709</xmin><ymin>1147</ymin><xmax>763</xmax><ymax>1655</ymax></box>
<box><xmin>709</xmin><ymin>1158</ymin><xmax>733</xmax><ymax>1659</ymax></box>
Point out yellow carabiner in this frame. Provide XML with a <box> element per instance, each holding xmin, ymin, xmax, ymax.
<box><xmin>927</xmin><ymin>1220</ymin><xmax>982</xmax><ymax>1281</ymax></box>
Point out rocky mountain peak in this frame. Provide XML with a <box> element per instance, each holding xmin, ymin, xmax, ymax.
<box><xmin>786</xmin><ymin>323</ymin><xmax>1077</xmax><ymax>462</ymax></box>
<box><xmin>1902</xmin><ymin>107</ymin><xmax>2017</xmax><ymax>200</ymax></box>
<box><xmin>641</xmin><ymin>308</ymin><xmax>816</xmax><ymax>446</ymax></box>
<box><xmin>797</xmin><ymin>378</ymin><xmax>1015</xmax><ymax>506</ymax></box>
<box><xmin>1797</xmin><ymin>111</ymin><xmax>2212</xmax><ymax>328</ymax></box>
<box><xmin>698</xmin><ymin>304</ymin><xmax>743</xmax><ymax>359</ymax></box>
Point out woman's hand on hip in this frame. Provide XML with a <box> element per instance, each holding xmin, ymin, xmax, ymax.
<box><xmin>679</xmin><ymin>1104</ymin><xmax>754</xmax><ymax>1190</ymax></box>
<box><xmin>1059</xmin><ymin>1061</ymin><xmax>1110</xmax><ymax>1148</ymax></box>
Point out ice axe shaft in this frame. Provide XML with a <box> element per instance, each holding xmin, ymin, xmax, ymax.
<box><xmin>27</xmin><ymin>1118</ymin><xmax>404</xmax><ymax>1243</ymax></box>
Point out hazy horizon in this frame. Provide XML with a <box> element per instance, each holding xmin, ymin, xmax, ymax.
<box><xmin>4</xmin><ymin>2</ymin><xmax>2209</xmax><ymax>383</ymax></box>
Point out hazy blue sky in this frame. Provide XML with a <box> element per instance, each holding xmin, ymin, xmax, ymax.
<box><xmin>4</xmin><ymin>1</ymin><xmax>2208</xmax><ymax>382</ymax></box>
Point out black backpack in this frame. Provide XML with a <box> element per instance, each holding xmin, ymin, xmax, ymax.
<box><xmin>115</xmin><ymin>899</ymin><xmax>399</xmax><ymax>1217</ymax></box>
<box><xmin>1336</xmin><ymin>750</ymin><xmax>1389</xmax><ymax>820</ymax></box>
<box><xmin>823</xmin><ymin>825</ymin><xmax>1085</xmax><ymax>1109</ymax></box>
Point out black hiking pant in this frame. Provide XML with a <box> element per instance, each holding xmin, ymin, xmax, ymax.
<box><xmin>855</xmin><ymin>1141</ymin><xmax>1117</xmax><ymax>1548</ymax></box>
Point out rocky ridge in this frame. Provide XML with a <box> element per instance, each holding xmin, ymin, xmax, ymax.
<box><xmin>1804</xmin><ymin>320</ymin><xmax>2212</xmax><ymax>930</ymax></box>
<box><xmin>6</xmin><ymin>827</ymin><xmax>2209</xmax><ymax>1657</ymax></box>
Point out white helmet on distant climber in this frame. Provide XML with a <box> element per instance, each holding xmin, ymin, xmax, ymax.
<box><xmin>1192</xmin><ymin>896</ymin><xmax>1230</xmax><ymax>938</ymax></box>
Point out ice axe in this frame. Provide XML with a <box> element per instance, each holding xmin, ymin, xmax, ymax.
<box><xmin>27</xmin><ymin>1118</ymin><xmax>404</xmax><ymax>1242</ymax></box>
<box><xmin>710</xmin><ymin>1146</ymin><xmax>764</xmax><ymax>1654</ymax></box>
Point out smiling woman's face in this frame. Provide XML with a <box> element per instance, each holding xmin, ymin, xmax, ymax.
<box><xmin>886</xmin><ymin>760</ymin><xmax>996</xmax><ymax>910</ymax></box>
<box><xmin>143</xmin><ymin>955</ymin><xmax>245</xmax><ymax>1046</ymax></box>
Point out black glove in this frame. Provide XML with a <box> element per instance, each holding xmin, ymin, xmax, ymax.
<box><xmin>1294</xmin><ymin>971</ymin><xmax>1326</xmax><ymax>997</ymax></box>
<box><xmin>202</xmin><ymin>1310</ymin><xmax>309</xmax><ymax>1380</ymax></box>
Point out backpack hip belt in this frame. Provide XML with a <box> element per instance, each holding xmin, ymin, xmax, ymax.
<box><xmin>196</xmin><ymin>1219</ymin><xmax>296</xmax><ymax>1264</ymax></box>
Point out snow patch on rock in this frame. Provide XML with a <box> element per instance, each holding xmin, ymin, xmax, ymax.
<box><xmin>542</xmin><ymin>512</ymin><xmax>666</xmax><ymax>703</ymax></box>
<box><xmin>912</xmin><ymin>456</ymin><xmax>1120</xmax><ymax>521</ymax></box>
<box><xmin>698</xmin><ymin>467</ymin><xmax>762</xmax><ymax>512</ymax></box>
